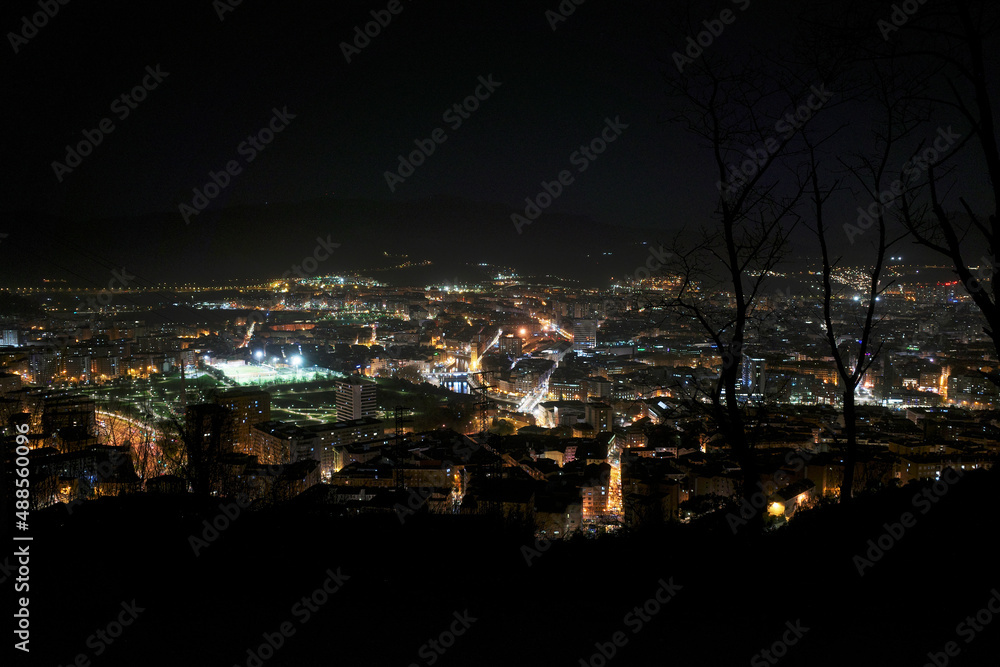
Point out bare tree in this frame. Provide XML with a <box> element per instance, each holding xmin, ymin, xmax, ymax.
<box><xmin>873</xmin><ymin>0</ymin><xmax>1000</xmax><ymax>363</ymax></box>
<box><xmin>97</xmin><ymin>392</ymin><xmax>165</xmax><ymax>492</ymax></box>
<box><xmin>805</xmin><ymin>58</ymin><xmax>922</xmax><ymax>501</ymax></box>
<box><xmin>167</xmin><ymin>405</ymin><xmax>233</xmax><ymax>497</ymax></box>
<box><xmin>654</xmin><ymin>35</ymin><xmax>837</xmax><ymax>529</ymax></box>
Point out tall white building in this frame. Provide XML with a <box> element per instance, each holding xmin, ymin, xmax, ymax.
<box><xmin>335</xmin><ymin>376</ymin><xmax>377</xmax><ymax>420</ymax></box>
<box><xmin>572</xmin><ymin>320</ymin><xmax>597</xmax><ymax>351</ymax></box>
<box><xmin>1</xmin><ymin>329</ymin><xmax>20</xmax><ymax>347</ymax></box>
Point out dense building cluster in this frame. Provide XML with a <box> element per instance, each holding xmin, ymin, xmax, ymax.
<box><xmin>1</xmin><ymin>264</ymin><xmax>998</xmax><ymax>532</ymax></box>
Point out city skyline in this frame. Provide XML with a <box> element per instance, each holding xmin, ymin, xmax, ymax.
<box><xmin>4</xmin><ymin>1</ymin><xmax>1000</xmax><ymax>666</ymax></box>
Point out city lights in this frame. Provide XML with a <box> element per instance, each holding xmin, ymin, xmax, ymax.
<box><xmin>6</xmin><ymin>4</ymin><xmax>998</xmax><ymax>663</ymax></box>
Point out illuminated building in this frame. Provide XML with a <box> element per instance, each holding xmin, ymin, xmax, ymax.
<box><xmin>498</xmin><ymin>335</ymin><xmax>523</xmax><ymax>357</ymax></box>
<box><xmin>335</xmin><ymin>376</ymin><xmax>377</xmax><ymax>420</ymax></box>
<box><xmin>251</xmin><ymin>420</ymin><xmax>314</xmax><ymax>465</ymax></box>
<box><xmin>572</xmin><ymin>319</ymin><xmax>597</xmax><ymax>351</ymax></box>
<box><xmin>585</xmin><ymin>401</ymin><xmax>613</xmax><ymax>432</ymax></box>
<box><xmin>38</xmin><ymin>392</ymin><xmax>97</xmax><ymax>441</ymax></box>
<box><xmin>584</xmin><ymin>376</ymin><xmax>612</xmax><ymax>399</ymax></box>
<box><xmin>741</xmin><ymin>357</ymin><xmax>766</xmax><ymax>400</ymax></box>
<box><xmin>215</xmin><ymin>388</ymin><xmax>271</xmax><ymax>456</ymax></box>
<box><xmin>947</xmin><ymin>373</ymin><xmax>999</xmax><ymax>407</ymax></box>
<box><xmin>1</xmin><ymin>329</ymin><xmax>20</xmax><ymax>347</ymax></box>
<box><xmin>581</xmin><ymin>466</ymin><xmax>611</xmax><ymax>521</ymax></box>
<box><xmin>0</xmin><ymin>371</ymin><xmax>22</xmax><ymax>395</ymax></box>
<box><xmin>306</xmin><ymin>417</ymin><xmax>385</xmax><ymax>478</ymax></box>
<box><xmin>184</xmin><ymin>403</ymin><xmax>235</xmax><ymax>493</ymax></box>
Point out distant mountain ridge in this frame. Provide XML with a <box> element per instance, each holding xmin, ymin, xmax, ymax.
<box><xmin>2</xmin><ymin>197</ymin><xmax>956</xmax><ymax>290</ymax></box>
<box><xmin>3</xmin><ymin>197</ymin><xmax>657</xmax><ymax>289</ymax></box>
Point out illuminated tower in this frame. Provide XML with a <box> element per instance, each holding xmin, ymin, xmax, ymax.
<box><xmin>335</xmin><ymin>376</ymin><xmax>376</xmax><ymax>420</ymax></box>
<box><xmin>741</xmin><ymin>357</ymin><xmax>765</xmax><ymax>400</ymax></box>
<box><xmin>572</xmin><ymin>320</ymin><xmax>597</xmax><ymax>351</ymax></box>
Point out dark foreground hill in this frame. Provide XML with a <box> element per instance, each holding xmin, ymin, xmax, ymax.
<box><xmin>19</xmin><ymin>467</ymin><xmax>1000</xmax><ymax>667</ymax></box>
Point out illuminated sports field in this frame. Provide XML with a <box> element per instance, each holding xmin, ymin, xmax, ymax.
<box><xmin>209</xmin><ymin>360</ymin><xmax>342</xmax><ymax>386</ymax></box>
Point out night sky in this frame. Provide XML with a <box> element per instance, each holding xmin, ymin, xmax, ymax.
<box><xmin>2</xmin><ymin>0</ymin><xmax>996</xmax><ymax>285</ymax></box>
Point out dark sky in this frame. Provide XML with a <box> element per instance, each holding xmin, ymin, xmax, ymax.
<box><xmin>2</xmin><ymin>0</ymin><xmax>996</xmax><ymax>285</ymax></box>
<box><xmin>5</xmin><ymin>0</ymin><xmax>700</xmax><ymax>224</ymax></box>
